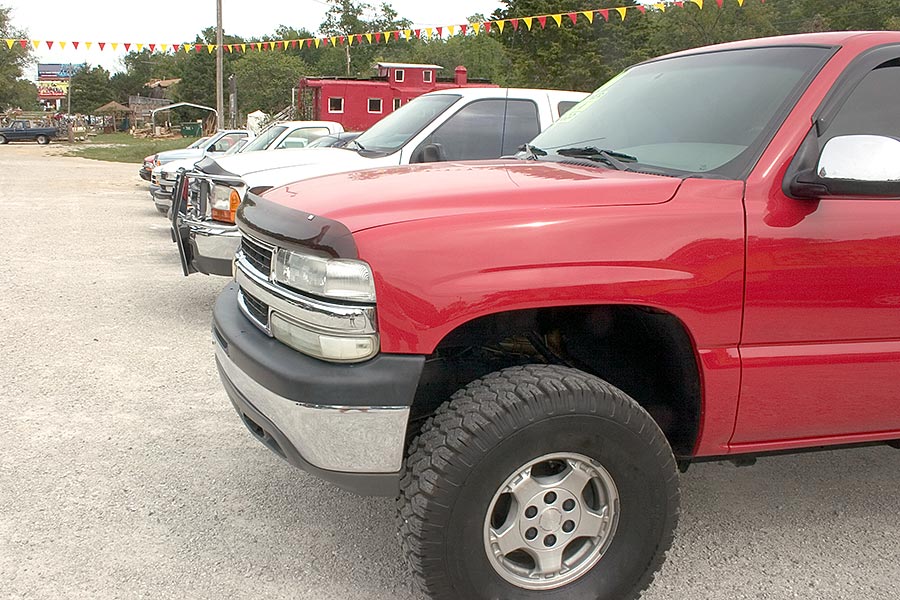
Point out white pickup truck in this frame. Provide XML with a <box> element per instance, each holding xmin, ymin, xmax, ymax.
<box><xmin>172</xmin><ymin>87</ymin><xmax>587</xmax><ymax>277</ymax></box>
<box><xmin>152</xmin><ymin>121</ymin><xmax>343</xmax><ymax>214</ymax></box>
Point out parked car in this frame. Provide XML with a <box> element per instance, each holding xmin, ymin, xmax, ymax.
<box><xmin>149</xmin><ymin>130</ymin><xmax>252</xmax><ymax>212</ymax></box>
<box><xmin>171</xmin><ymin>88</ymin><xmax>588</xmax><ymax>276</ymax></box>
<box><xmin>0</xmin><ymin>120</ymin><xmax>59</xmax><ymax>145</ymax></box>
<box><xmin>151</xmin><ymin>137</ymin><xmax>249</xmax><ymax>213</ymax></box>
<box><xmin>211</xmin><ymin>31</ymin><xmax>900</xmax><ymax>600</ymax></box>
<box><xmin>239</xmin><ymin>120</ymin><xmax>344</xmax><ymax>153</ymax></box>
<box><xmin>140</xmin><ymin>137</ymin><xmax>209</xmax><ymax>181</ymax></box>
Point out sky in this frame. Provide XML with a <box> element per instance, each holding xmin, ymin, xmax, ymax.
<box><xmin>4</xmin><ymin>0</ymin><xmax>504</xmax><ymax>77</ymax></box>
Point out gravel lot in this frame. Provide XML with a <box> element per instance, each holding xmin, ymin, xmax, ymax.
<box><xmin>1</xmin><ymin>145</ymin><xmax>898</xmax><ymax>600</ymax></box>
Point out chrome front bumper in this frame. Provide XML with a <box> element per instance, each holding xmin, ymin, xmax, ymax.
<box><xmin>214</xmin><ymin>334</ymin><xmax>409</xmax><ymax>474</ymax></box>
<box><xmin>190</xmin><ymin>219</ymin><xmax>240</xmax><ymax>262</ymax></box>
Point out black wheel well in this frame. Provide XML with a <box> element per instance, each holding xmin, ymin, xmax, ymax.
<box><xmin>408</xmin><ymin>305</ymin><xmax>702</xmax><ymax>457</ymax></box>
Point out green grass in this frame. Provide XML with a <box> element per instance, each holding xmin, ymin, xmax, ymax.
<box><xmin>64</xmin><ymin>133</ymin><xmax>202</xmax><ymax>164</ymax></box>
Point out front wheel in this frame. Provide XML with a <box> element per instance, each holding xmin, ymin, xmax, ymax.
<box><xmin>36</xmin><ymin>135</ymin><xmax>49</xmax><ymax>145</ymax></box>
<box><xmin>399</xmin><ymin>365</ymin><xmax>679</xmax><ymax>600</ymax></box>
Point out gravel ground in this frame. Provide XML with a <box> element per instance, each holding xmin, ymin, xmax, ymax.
<box><xmin>1</xmin><ymin>145</ymin><xmax>898</xmax><ymax>600</ymax></box>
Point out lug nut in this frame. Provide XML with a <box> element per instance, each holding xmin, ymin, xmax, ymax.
<box><xmin>544</xmin><ymin>491</ymin><xmax>557</xmax><ymax>504</ymax></box>
<box><xmin>544</xmin><ymin>534</ymin><xmax>557</xmax><ymax>547</ymax></box>
<box><xmin>563</xmin><ymin>520</ymin><xmax>575</xmax><ymax>533</ymax></box>
<box><xmin>524</xmin><ymin>506</ymin><xmax>538</xmax><ymax>519</ymax></box>
<box><xmin>562</xmin><ymin>499</ymin><xmax>576</xmax><ymax>511</ymax></box>
<box><xmin>525</xmin><ymin>527</ymin><xmax>538</xmax><ymax>540</ymax></box>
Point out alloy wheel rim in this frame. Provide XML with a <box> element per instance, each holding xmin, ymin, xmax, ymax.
<box><xmin>483</xmin><ymin>452</ymin><xmax>619</xmax><ymax>590</ymax></box>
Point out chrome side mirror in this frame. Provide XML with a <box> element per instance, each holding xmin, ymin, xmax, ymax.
<box><xmin>817</xmin><ymin>135</ymin><xmax>900</xmax><ymax>182</ymax></box>
<box><xmin>789</xmin><ymin>134</ymin><xmax>900</xmax><ymax>198</ymax></box>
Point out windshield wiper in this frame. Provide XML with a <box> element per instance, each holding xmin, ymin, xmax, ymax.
<box><xmin>519</xmin><ymin>143</ymin><xmax>547</xmax><ymax>160</ymax></box>
<box><xmin>555</xmin><ymin>147</ymin><xmax>638</xmax><ymax>171</ymax></box>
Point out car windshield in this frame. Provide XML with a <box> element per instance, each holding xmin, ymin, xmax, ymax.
<box><xmin>352</xmin><ymin>94</ymin><xmax>461</xmax><ymax>154</ymax></box>
<box><xmin>527</xmin><ymin>46</ymin><xmax>830</xmax><ymax>178</ymax></box>
<box><xmin>242</xmin><ymin>126</ymin><xmax>287</xmax><ymax>152</ymax></box>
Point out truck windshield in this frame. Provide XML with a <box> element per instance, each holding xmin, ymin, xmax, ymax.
<box><xmin>528</xmin><ymin>46</ymin><xmax>830</xmax><ymax>178</ymax></box>
<box><xmin>352</xmin><ymin>94</ymin><xmax>461</xmax><ymax>154</ymax></box>
<box><xmin>243</xmin><ymin>126</ymin><xmax>287</xmax><ymax>152</ymax></box>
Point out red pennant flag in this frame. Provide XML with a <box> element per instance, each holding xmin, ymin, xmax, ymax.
<box><xmin>460</xmin><ymin>24</ymin><xmax>468</xmax><ymax>35</ymax></box>
<box><xmin>289</xmin><ymin>40</ymin><xmax>297</xmax><ymax>48</ymax></box>
<box><xmin>274</xmin><ymin>41</ymin><xmax>281</xmax><ymax>49</ymax></box>
<box><xmin>323</xmin><ymin>38</ymin><xmax>330</xmax><ymax>46</ymax></box>
<box><xmin>305</xmin><ymin>39</ymin><xmax>312</xmax><ymax>48</ymax></box>
<box><xmin>18</xmin><ymin>39</ymin><xmax>26</xmax><ymax>48</ymax></box>
<box><xmin>356</xmin><ymin>34</ymin><xmax>363</xmax><ymax>44</ymax></box>
<box><xmin>194</xmin><ymin>44</ymin><xmax>202</xmax><ymax>52</ymax></box>
<box><xmin>599</xmin><ymin>9</ymin><xmax>610</xmax><ymax>21</ymax></box>
<box><xmin>375</xmin><ymin>32</ymin><xmax>382</xmax><ymax>43</ymax></box>
<box><xmin>250</xmin><ymin>43</ymin><xmax>256</xmax><ymax>51</ymax></box>
<box><xmin>72</xmin><ymin>41</ymin><xmax>79</xmax><ymax>49</ymax></box>
<box><xmin>484</xmin><ymin>22</ymin><xmax>492</xmax><ymax>33</ymax></box>
<box><xmin>123</xmin><ymin>43</ymin><xmax>130</xmax><ymax>50</ymax></box>
<box><xmin>568</xmin><ymin>12</ymin><xmax>578</xmax><ymax>25</ymax></box>
<box><xmin>637</xmin><ymin>5</ymin><xmax>646</xmax><ymax>14</ymax></box>
<box><xmin>675</xmin><ymin>1</ymin><xmax>684</xmax><ymax>6</ymax></box>
<box><xmin>46</xmin><ymin>41</ymin><xmax>53</xmax><ymax>49</ymax></box>
<box><xmin>149</xmin><ymin>44</ymin><xmax>155</xmax><ymax>51</ymax></box>
<box><xmin>510</xmin><ymin>19</ymin><xmax>520</xmax><ymax>30</ymax></box>
<box><xmin>436</xmin><ymin>26</ymin><xmax>443</xmax><ymax>37</ymax></box>
<box><xmin>414</xmin><ymin>29</ymin><xmax>421</xmax><ymax>38</ymax></box>
<box><xmin>393</xmin><ymin>30</ymin><xmax>400</xmax><ymax>40</ymax></box>
<box><xmin>537</xmin><ymin>16</ymin><xmax>547</xmax><ymax>29</ymax></box>
<box><xmin>715</xmin><ymin>0</ymin><xmax>723</xmax><ymax>5</ymax></box>
<box><xmin>98</xmin><ymin>42</ymin><xmax>106</xmax><ymax>50</ymax></box>
<box><xmin>172</xmin><ymin>44</ymin><xmax>180</xmax><ymax>52</ymax></box>
<box><xmin>339</xmin><ymin>36</ymin><xmax>345</xmax><ymax>45</ymax></box>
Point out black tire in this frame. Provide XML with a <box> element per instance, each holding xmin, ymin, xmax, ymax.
<box><xmin>36</xmin><ymin>135</ymin><xmax>49</xmax><ymax>145</ymax></box>
<box><xmin>0</xmin><ymin>134</ymin><xmax>7</xmax><ymax>144</ymax></box>
<box><xmin>399</xmin><ymin>365</ymin><xmax>679</xmax><ymax>600</ymax></box>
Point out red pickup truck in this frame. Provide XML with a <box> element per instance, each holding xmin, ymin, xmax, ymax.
<box><xmin>212</xmin><ymin>32</ymin><xmax>900</xmax><ymax>600</ymax></box>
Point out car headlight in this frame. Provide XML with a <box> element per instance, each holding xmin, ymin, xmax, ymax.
<box><xmin>210</xmin><ymin>183</ymin><xmax>243</xmax><ymax>223</ymax></box>
<box><xmin>270</xmin><ymin>313</ymin><xmax>377</xmax><ymax>362</ymax></box>
<box><xmin>274</xmin><ymin>249</ymin><xmax>376</xmax><ymax>302</ymax></box>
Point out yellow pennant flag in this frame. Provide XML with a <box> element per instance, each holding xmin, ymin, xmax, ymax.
<box><xmin>58</xmin><ymin>41</ymin><xmax>67</xmax><ymax>49</ymax></box>
<box><xmin>184</xmin><ymin>44</ymin><xmax>190</xmax><ymax>52</ymax></box>
<box><xmin>85</xmin><ymin>42</ymin><xmax>92</xmax><ymax>50</ymax></box>
<box><xmin>692</xmin><ymin>0</ymin><xmax>703</xmax><ymax>8</ymax></box>
<box><xmin>32</xmin><ymin>40</ymin><xmax>40</xmax><ymax>49</ymax></box>
<box><xmin>496</xmin><ymin>20</ymin><xmax>505</xmax><ymax>33</ymax></box>
<box><xmin>448</xmin><ymin>25</ymin><xmax>456</xmax><ymax>35</ymax></box>
<box><xmin>5</xmin><ymin>39</ymin><xmax>14</xmax><ymax>49</ymax></box>
<box><xmin>551</xmin><ymin>14</ymin><xmax>562</xmax><ymax>27</ymax></box>
<box><xmin>314</xmin><ymin>38</ymin><xmax>321</xmax><ymax>48</ymax></box>
<box><xmin>616</xmin><ymin>7</ymin><xmax>627</xmax><ymax>20</ymax></box>
<box><xmin>404</xmin><ymin>29</ymin><xmax>411</xmax><ymax>40</ymax></box>
<box><xmin>111</xmin><ymin>42</ymin><xmax>118</xmax><ymax>50</ymax></box>
<box><xmin>523</xmin><ymin>17</ymin><xmax>533</xmax><ymax>30</ymax></box>
<box><xmin>240</xmin><ymin>43</ymin><xmax>246</xmax><ymax>52</ymax></box>
<box><xmin>737</xmin><ymin>0</ymin><xmax>744</xmax><ymax>5</ymax></box>
<box><xmin>329</xmin><ymin>36</ymin><xmax>336</xmax><ymax>46</ymax></box>
<box><xmin>425</xmin><ymin>27</ymin><xmax>433</xmax><ymax>37</ymax></box>
<box><xmin>655</xmin><ymin>3</ymin><xmax>666</xmax><ymax>11</ymax></box>
<box><xmin>161</xmin><ymin>44</ymin><xmax>168</xmax><ymax>52</ymax></box>
<box><xmin>582</xmin><ymin>11</ymin><xmax>594</xmax><ymax>23</ymax></box>
<box><xmin>208</xmin><ymin>44</ymin><xmax>215</xmax><ymax>53</ymax></box>
<box><xmin>347</xmin><ymin>35</ymin><xmax>353</xmax><ymax>46</ymax></box>
<box><xmin>136</xmin><ymin>43</ymin><xmax>143</xmax><ymax>51</ymax></box>
<box><xmin>365</xmin><ymin>33</ymin><xmax>372</xmax><ymax>43</ymax></box>
<box><xmin>471</xmin><ymin>22</ymin><xmax>481</xmax><ymax>34</ymax></box>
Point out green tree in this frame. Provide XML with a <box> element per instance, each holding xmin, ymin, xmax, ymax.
<box><xmin>232</xmin><ymin>50</ymin><xmax>315</xmax><ymax>114</ymax></box>
<box><xmin>0</xmin><ymin>5</ymin><xmax>38</xmax><ymax>110</ymax></box>
<box><xmin>69</xmin><ymin>65</ymin><xmax>114</xmax><ymax>114</ymax></box>
<box><xmin>772</xmin><ymin>0</ymin><xmax>898</xmax><ymax>33</ymax></box>
<box><xmin>319</xmin><ymin>0</ymin><xmax>411</xmax><ymax>75</ymax></box>
<box><xmin>172</xmin><ymin>27</ymin><xmax>243</xmax><ymax>121</ymax></box>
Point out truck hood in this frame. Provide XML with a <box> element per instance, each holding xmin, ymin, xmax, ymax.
<box><xmin>156</xmin><ymin>148</ymin><xmax>205</xmax><ymax>162</ymax></box>
<box><xmin>262</xmin><ymin>160</ymin><xmax>683</xmax><ymax>234</ymax></box>
<box><xmin>160</xmin><ymin>156</ymin><xmax>207</xmax><ymax>176</ymax></box>
<box><xmin>206</xmin><ymin>147</ymin><xmax>377</xmax><ymax>179</ymax></box>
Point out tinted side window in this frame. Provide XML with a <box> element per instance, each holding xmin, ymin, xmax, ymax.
<box><xmin>276</xmin><ymin>127</ymin><xmax>330</xmax><ymax>149</ymax></box>
<box><xmin>212</xmin><ymin>133</ymin><xmax>246</xmax><ymax>153</ymax></box>
<box><xmin>558</xmin><ymin>101</ymin><xmax>579</xmax><ymax>116</ymax></box>
<box><xmin>416</xmin><ymin>99</ymin><xmax>507</xmax><ymax>161</ymax></box>
<box><xmin>825</xmin><ymin>60</ymin><xmax>900</xmax><ymax>142</ymax></box>
<box><xmin>501</xmin><ymin>100</ymin><xmax>540</xmax><ymax>155</ymax></box>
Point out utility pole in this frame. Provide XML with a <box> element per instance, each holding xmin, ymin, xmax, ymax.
<box><xmin>215</xmin><ymin>0</ymin><xmax>224</xmax><ymax>130</ymax></box>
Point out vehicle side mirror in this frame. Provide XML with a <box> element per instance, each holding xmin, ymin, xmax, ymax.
<box><xmin>419</xmin><ymin>143</ymin><xmax>447</xmax><ymax>163</ymax></box>
<box><xmin>789</xmin><ymin>135</ymin><xmax>900</xmax><ymax>198</ymax></box>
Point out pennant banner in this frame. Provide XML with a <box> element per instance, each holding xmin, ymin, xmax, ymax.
<box><xmin>1</xmin><ymin>2</ymin><xmax>759</xmax><ymax>55</ymax></box>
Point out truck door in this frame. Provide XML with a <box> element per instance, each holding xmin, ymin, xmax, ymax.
<box><xmin>735</xmin><ymin>48</ymin><xmax>900</xmax><ymax>446</ymax></box>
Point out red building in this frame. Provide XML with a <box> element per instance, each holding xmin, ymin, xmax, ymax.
<box><xmin>296</xmin><ymin>63</ymin><xmax>496</xmax><ymax>131</ymax></box>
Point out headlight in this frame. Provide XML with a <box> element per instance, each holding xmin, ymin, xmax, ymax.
<box><xmin>210</xmin><ymin>183</ymin><xmax>243</xmax><ymax>223</ymax></box>
<box><xmin>274</xmin><ymin>249</ymin><xmax>376</xmax><ymax>302</ymax></box>
<box><xmin>270</xmin><ymin>313</ymin><xmax>377</xmax><ymax>362</ymax></box>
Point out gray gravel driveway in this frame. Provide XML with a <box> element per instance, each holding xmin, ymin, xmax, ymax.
<box><xmin>1</xmin><ymin>146</ymin><xmax>897</xmax><ymax>599</ymax></box>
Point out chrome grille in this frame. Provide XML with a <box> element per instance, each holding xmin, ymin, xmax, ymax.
<box><xmin>239</xmin><ymin>288</ymin><xmax>269</xmax><ymax>328</ymax></box>
<box><xmin>241</xmin><ymin>235</ymin><xmax>273</xmax><ymax>276</ymax></box>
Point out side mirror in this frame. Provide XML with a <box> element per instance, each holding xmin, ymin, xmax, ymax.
<box><xmin>790</xmin><ymin>135</ymin><xmax>900</xmax><ymax>198</ymax></box>
<box><xmin>419</xmin><ymin>143</ymin><xmax>447</xmax><ymax>163</ymax></box>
